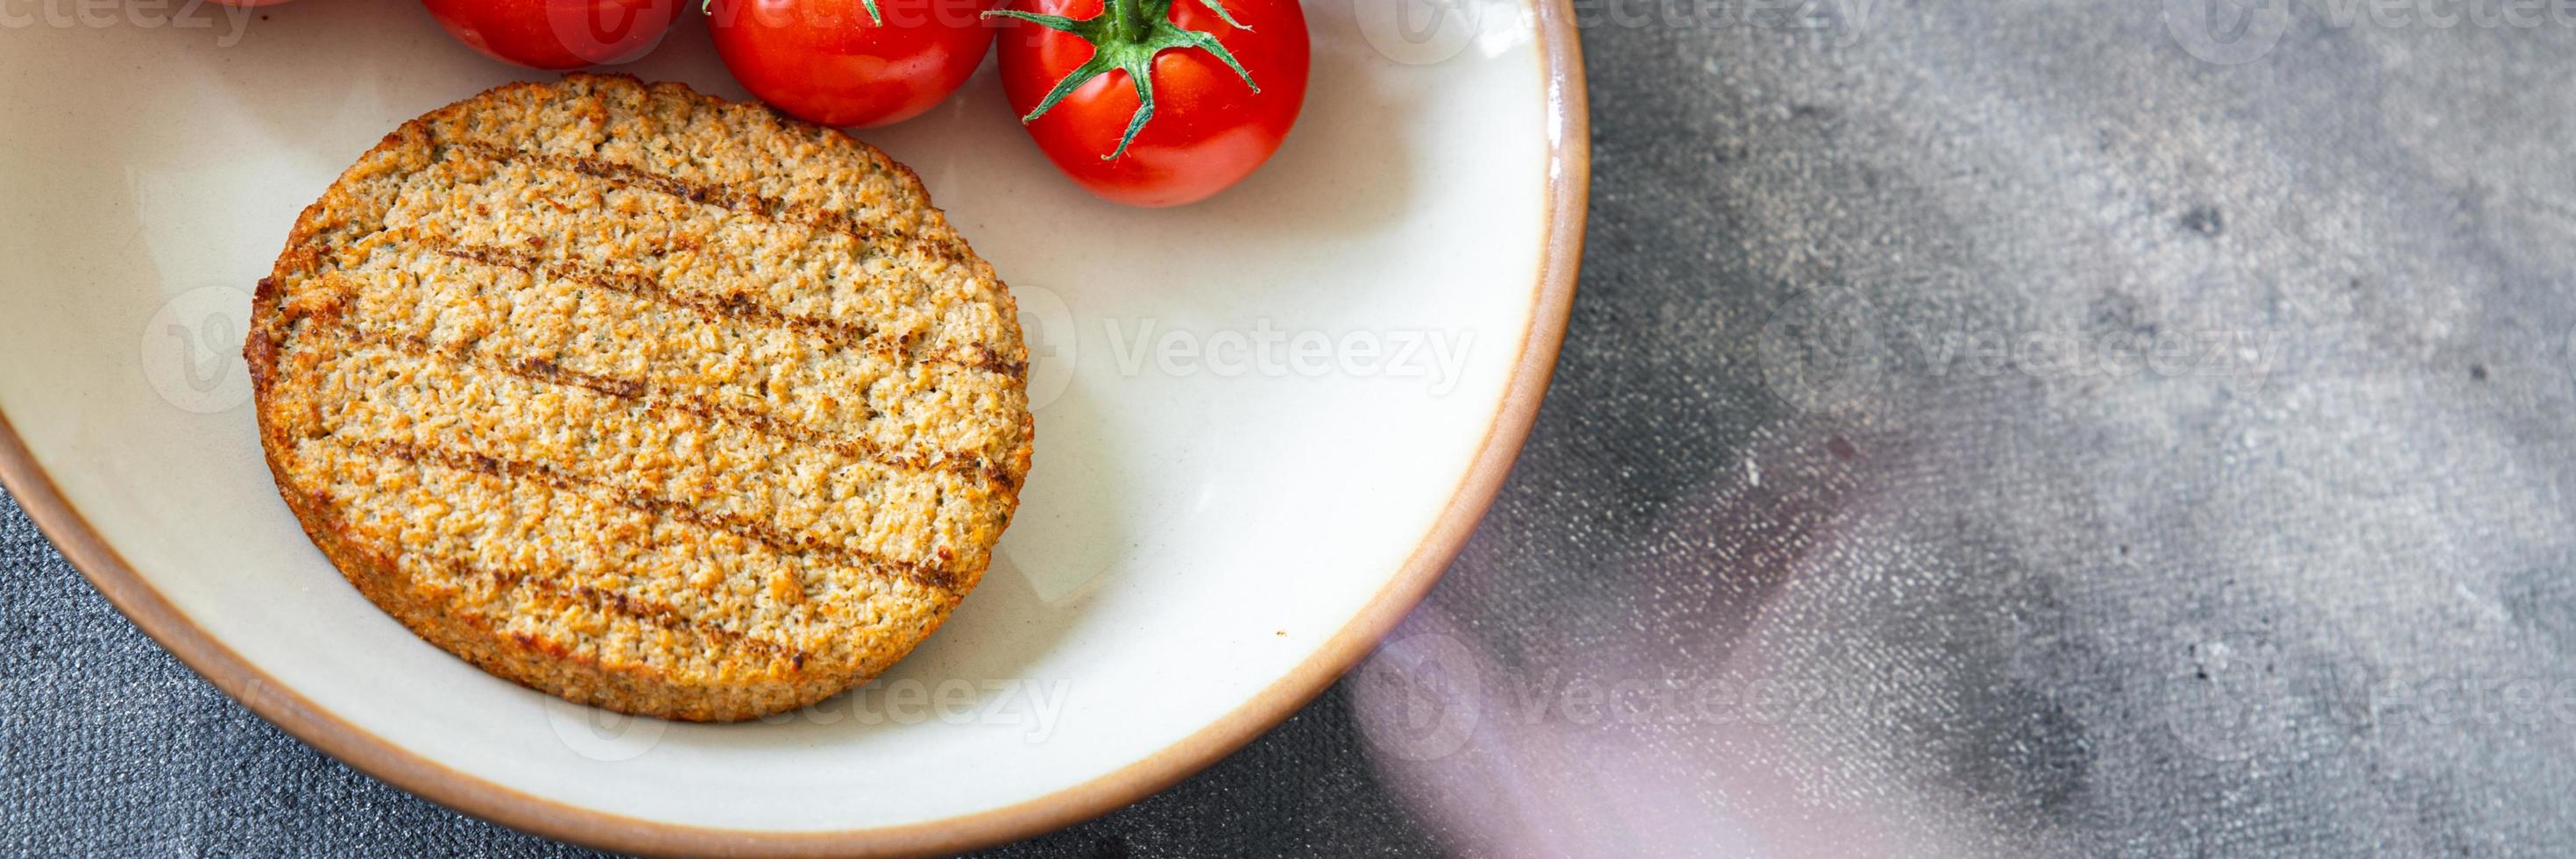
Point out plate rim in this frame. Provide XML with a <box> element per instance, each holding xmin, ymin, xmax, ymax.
<box><xmin>0</xmin><ymin>2</ymin><xmax>1589</xmax><ymax>853</ymax></box>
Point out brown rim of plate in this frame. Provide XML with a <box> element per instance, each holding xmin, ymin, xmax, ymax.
<box><xmin>0</xmin><ymin>4</ymin><xmax>1589</xmax><ymax>855</ymax></box>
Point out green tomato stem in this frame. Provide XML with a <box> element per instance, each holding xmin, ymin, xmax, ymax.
<box><xmin>983</xmin><ymin>0</ymin><xmax>1260</xmax><ymax>160</ymax></box>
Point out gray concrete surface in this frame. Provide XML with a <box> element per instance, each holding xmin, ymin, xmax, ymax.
<box><xmin>12</xmin><ymin>0</ymin><xmax>2576</xmax><ymax>855</ymax></box>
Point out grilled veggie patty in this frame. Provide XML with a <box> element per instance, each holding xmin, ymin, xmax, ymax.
<box><xmin>246</xmin><ymin>74</ymin><xmax>1033</xmax><ymax>722</ymax></box>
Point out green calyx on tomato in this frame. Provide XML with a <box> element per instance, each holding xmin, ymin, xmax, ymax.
<box><xmin>984</xmin><ymin>0</ymin><xmax>1258</xmax><ymax>160</ymax></box>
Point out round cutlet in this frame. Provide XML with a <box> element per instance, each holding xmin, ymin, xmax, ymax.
<box><xmin>244</xmin><ymin>74</ymin><xmax>1034</xmax><ymax>722</ymax></box>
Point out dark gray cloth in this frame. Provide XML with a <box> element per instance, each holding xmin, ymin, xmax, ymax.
<box><xmin>12</xmin><ymin>0</ymin><xmax>2576</xmax><ymax>854</ymax></box>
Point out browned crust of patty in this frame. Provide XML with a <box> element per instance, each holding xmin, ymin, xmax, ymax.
<box><xmin>246</xmin><ymin>74</ymin><xmax>1033</xmax><ymax>722</ymax></box>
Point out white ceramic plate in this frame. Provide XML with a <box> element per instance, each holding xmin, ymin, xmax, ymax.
<box><xmin>0</xmin><ymin>0</ymin><xmax>1583</xmax><ymax>853</ymax></box>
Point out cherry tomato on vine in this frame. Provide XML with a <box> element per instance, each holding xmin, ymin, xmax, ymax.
<box><xmin>709</xmin><ymin>0</ymin><xmax>996</xmax><ymax>128</ymax></box>
<box><xmin>989</xmin><ymin>0</ymin><xmax>1306</xmax><ymax>207</ymax></box>
<box><xmin>419</xmin><ymin>0</ymin><xmax>684</xmax><ymax>70</ymax></box>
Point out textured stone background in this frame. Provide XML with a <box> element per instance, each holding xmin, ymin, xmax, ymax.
<box><xmin>12</xmin><ymin>0</ymin><xmax>2576</xmax><ymax>855</ymax></box>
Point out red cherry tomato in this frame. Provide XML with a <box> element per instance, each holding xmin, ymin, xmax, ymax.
<box><xmin>708</xmin><ymin>0</ymin><xmax>995</xmax><ymax>128</ymax></box>
<box><xmin>991</xmin><ymin>0</ymin><xmax>1306</xmax><ymax>207</ymax></box>
<box><xmin>419</xmin><ymin>0</ymin><xmax>684</xmax><ymax>70</ymax></box>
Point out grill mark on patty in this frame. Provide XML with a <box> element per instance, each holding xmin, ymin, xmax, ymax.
<box><xmin>444</xmin><ymin>138</ymin><xmax>956</xmax><ymax>259</ymax></box>
<box><xmin>436</xmin><ymin>242</ymin><xmax>903</xmax><ymax>359</ymax></box>
<box><xmin>294</xmin><ymin>304</ymin><xmax>1018</xmax><ymax>489</ymax></box>
<box><xmin>306</xmin><ymin>425</ymin><xmax>911</xmax><ymax>649</ymax></box>
<box><xmin>442</xmin><ymin>139</ymin><xmax>1032</xmax><ymax>379</ymax></box>
<box><xmin>417</xmin><ymin>556</ymin><xmax>815</xmax><ymax>669</ymax></box>
<box><xmin>355</xmin><ymin>437</ymin><xmax>961</xmax><ymax>593</ymax></box>
<box><xmin>357</xmin><ymin>142</ymin><xmax>1026</xmax><ymax>381</ymax></box>
<box><xmin>431</xmin><ymin>243</ymin><xmax>1021</xmax><ymax>378</ymax></box>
